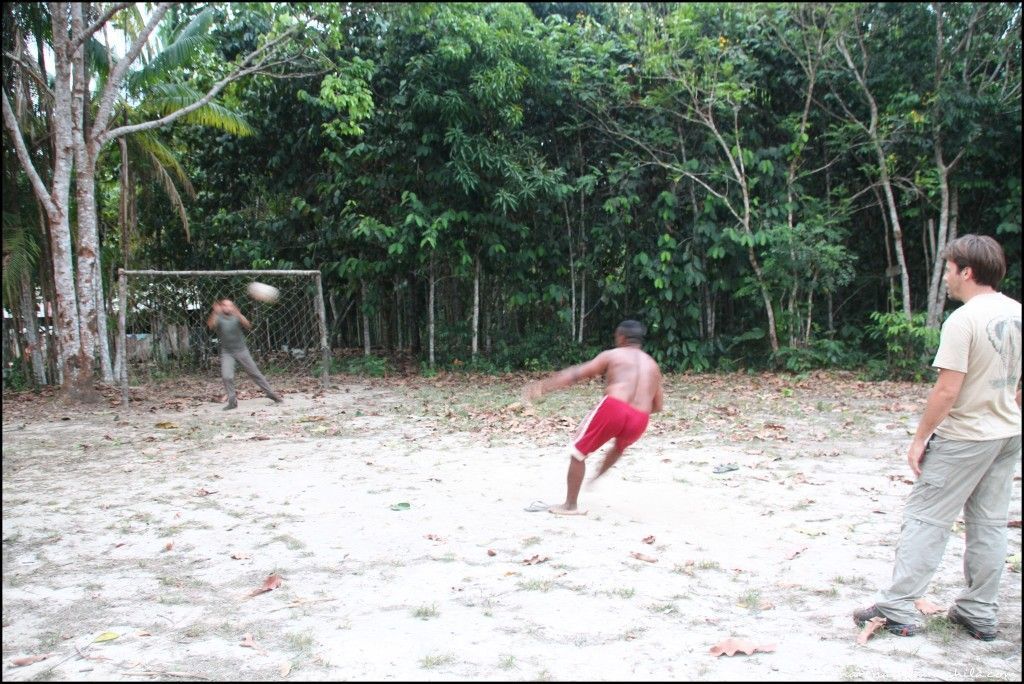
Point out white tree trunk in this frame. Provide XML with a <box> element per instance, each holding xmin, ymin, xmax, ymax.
<box><xmin>2</xmin><ymin>4</ymin><xmax>85</xmax><ymax>388</ymax></box>
<box><xmin>838</xmin><ymin>29</ymin><xmax>912</xmax><ymax>319</ymax></box>
<box><xmin>361</xmin><ymin>279</ymin><xmax>371</xmax><ymax>356</ymax></box>
<box><xmin>562</xmin><ymin>204</ymin><xmax>576</xmax><ymax>341</ymax></box>
<box><xmin>925</xmin><ymin>162</ymin><xmax>953</xmax><ymax>329</ymax></box>
<box><xmin>578</xmin><ymin>270</ymin><xmax>585</xmax><ymax>344</ymax></box>
<box><xmin>20</xmin><ymin>272</ymin><xmax>47</xmax><ymax>385</ymax></box>
<box><xmin>428</xmin><ymin>256</ymin><xmax>436</xmax><ymax>369</ymax></box>
<box><xmin>472</xmin><ymin>254</ymin><xmax>480</xmax><ymax>358</ymax></box>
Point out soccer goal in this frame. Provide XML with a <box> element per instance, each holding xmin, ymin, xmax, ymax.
<box><xmin>116</xmin><ymin>269</ymin><xmax>330</xmax><ymax>406</ymax></box>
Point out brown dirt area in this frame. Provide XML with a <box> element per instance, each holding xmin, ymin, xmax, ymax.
<box><xmin>2</xmin><ymin>370</ymin><xmax>1021</xmax><ymax>681</ymax></box>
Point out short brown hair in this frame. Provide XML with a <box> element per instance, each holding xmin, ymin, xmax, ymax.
<box><xmin>939</xmin><ymin>234</ymin><xmax>1006</xmax><ymax>288</ymax></box>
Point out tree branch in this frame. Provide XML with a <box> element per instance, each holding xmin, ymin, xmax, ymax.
<box><xmin>69</xmin><ymin>2</ymin><xmax>135</xmax><ymax>53</ymax></box>
<box><xmin>99</xmin><ymin>25</ymin><xmax>302</xmax><ymax>146</ymax></box>
<box><xmin>2</xmin><ymin>90</ymin><xmax>57</xmax><ymax>217</ymax></box>
<box><xmin>3</xmin><ymin>51</ymin><xmax>55</xmax><ymax>102</ymax></box>
<box><xmin>91</xmin><ymin>2</ymin><xmax>174</xmax><ymax>144</ymax></box>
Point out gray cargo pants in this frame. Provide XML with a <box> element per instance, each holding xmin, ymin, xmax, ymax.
<box><xmin>221</xmin><ymin>349</ymin><xmax>278</xmax><ymax>404</ymax></box>
<box><xmin>875</xmin><ymin>433</ymin><xmax>1021</xmax><ymax>630</ymax></box>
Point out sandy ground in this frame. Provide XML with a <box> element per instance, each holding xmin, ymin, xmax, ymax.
<box><xmin>2</xmin><ymin>371</ymin><xmax>1021</xmax><ymax>682</ymax></box>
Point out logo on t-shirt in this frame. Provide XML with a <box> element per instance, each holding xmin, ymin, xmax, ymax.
<box><xmin>987</xmin><ymin>315</ymin><xmax>1022</xmax><ymax>389</ymax></box>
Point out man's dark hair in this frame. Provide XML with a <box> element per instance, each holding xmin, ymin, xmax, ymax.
<box><xmin>940</xmin><ymin>234</ymin><xmax>1007</xmax><ymax>288</ymax></box>
<box><xmin>616</xmin><ymin>320</ymin><xmax>646</xmax><ymax>345</ymax></box>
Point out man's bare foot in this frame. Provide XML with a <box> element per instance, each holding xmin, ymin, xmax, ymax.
<box><xmin>548</xmin><ymin>505</ymin><xmax>588</xmax><ymax>516</ymax></box>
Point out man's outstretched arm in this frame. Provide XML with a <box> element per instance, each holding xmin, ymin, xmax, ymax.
<box><xmin>524</xmin><ymin>353</ymin><xmax>609</xmax><ymax>401</ymax></box>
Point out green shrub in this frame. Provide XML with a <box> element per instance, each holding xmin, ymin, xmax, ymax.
<box><xmin>332</xmin><ymin>354</ymin><xmax>393</xmax><ymax>377</ymax></box>
<box><xmin>772</xmin><ymin>338</ymin><xmax>863</xmax><ymax>373</ymax></box>
<box><xmin>865</xmin><ymin>310</ymin><xmax>940</xmax><ymax>381</ymax></box>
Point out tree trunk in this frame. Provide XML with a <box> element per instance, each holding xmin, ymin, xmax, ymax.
<box><xmin>428</xmin><ymin>256</ymin><xmax>436</xmax><ymax>369</ymax></box>
<box><xmin>838</xmin><ymin>29</ymin><xmax>911</xmax><ymax>319</ymax></box>
<box><xmin>578</xmin><ymin>269</ymin><xmax>586</xmax><ymax>344</ymax></box>
<box><xmin>2</xmin><ymin>4</ymin><xmax>85</xmax><ymax>390</ymax></box>
<box><xmin>472</xmin><ymin>254</ymin><xmax>480</xmax><ymax>358</ymax></box>
<box><xmin>19</xmin><ymin>271</ymin><xmax>46</xmax><ymax>386</ymax></box>
<box><xmin>562</xmin><ymin>204</ymin><xmax>576</xmax><ymax>341</ymax></box>
<box><xmin>874</xmin><ymin>148</ymin><xmax>912</xmax><ymax>319</ymax></box>
<box><xmin>395</xmin><ymin>278</ymin><xmax>403</xmax><ymax>352</ymax></box>
<box><xmin>361</xmin><ymin>279</ymin><xmax>371</xmax><ymax>356</ymax></box>
<box><xmin>407</xmin><ymin>271</ymin><xmax>421</xmax><ymax>355</ymax></box>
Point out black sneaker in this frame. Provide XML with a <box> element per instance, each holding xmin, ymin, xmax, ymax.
<box><xmin>947</xmin><ymin>606</ymin><xmax>997</xmax><ymax>641</ymax></box>
<box><xmin>222</xmin><ymin>401</ymin><xmax>238</xmax><ymax>411</ymax></box>
<box><xmin>852</xmin><ymin>604</ymin><xmax>921</xmax><ymax>637</ymax></box>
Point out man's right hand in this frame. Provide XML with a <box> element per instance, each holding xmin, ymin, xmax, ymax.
<box><xmin>907</xmin><ymin>438</ymin><xmax>927</xmax><ymax>478</ymax></box>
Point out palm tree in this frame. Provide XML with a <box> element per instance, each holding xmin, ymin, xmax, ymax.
<box><xmin>103</xmin><ymin>6</ymin><xmax>254</xmax><ymax>266</ymax></box>
<box><xmin>93</xmin><ymin>6</ymin><xmax>256</xmax><ymax>380</ymax></box>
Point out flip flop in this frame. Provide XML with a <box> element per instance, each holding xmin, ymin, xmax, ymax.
<box><xmin>524</xmin><ymin>500</ymin><xmax>549</xmax><ymax>512</ymax></box>
<box><xmin>548</xmin><ymin>506</ymin><xmax>588</xmax><ymax>516</ymax></box>
<box><xmin>713</xmin><ymin>463</ymin><xmax>739</xmax><ymax>474</ymax></box>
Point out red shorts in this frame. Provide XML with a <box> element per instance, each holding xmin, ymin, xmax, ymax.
<box><xmin>571</xmin><ymin>396</ymin><xmax>650</xmax><ymax>461</ymax></box>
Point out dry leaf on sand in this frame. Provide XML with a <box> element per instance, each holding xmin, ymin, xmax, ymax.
<box><xmin>521</xmin><ymin>555</ymin><xmax>549</xmax><ymax>565</ymax></box>
<box><xmin>785</xmin><ymin>545</ymin><xmax>808</xmax><ymax>560</ymax></box>
<box><xmin>630</xmin><ymin>552</ymin><xmax>658</xmax><ymax>563</ymax></box>
<box><xmin>709</xmin><ymin>638</ymin><xmax>776</xmax><ymax>656</ymax></box>
<box><xmin>10</xmin><ymin>653</ymin><xmax>57</xmax><ymax>667</ymax></box>
<box><xmin>856</xmin><ymin>617</ymin><xmax>887</xmax><ymax>644</ymax></box>
<box><xmin>914</xmin><ymin>598</ymin><xmax>944</xmax><ymax>615</ymax></box>
<box><xmin>240</xmin><ymin>633</ymin><xmax>266</xmax><ymax>654</ymax></box>
<box><xmin>249</xmin><ymin>573</ymin><xmax>283</xmax><ymax>596</ymax></box>
<box><xmin>642</xmin><ymin>535</ymin><xmax>655</xmax><ymax>544</ymax></box>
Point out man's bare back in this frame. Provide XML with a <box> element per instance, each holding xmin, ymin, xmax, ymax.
<box><xmin>593</xmin><ymin>346</ymin><xmax>663</xmax><ymax>414</ymax></box>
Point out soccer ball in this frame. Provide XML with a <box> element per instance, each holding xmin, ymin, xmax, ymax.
<box><xmin>247</xmin><ymin>281</ymin><xmax>280</xmax><ymax>303</ymax></box>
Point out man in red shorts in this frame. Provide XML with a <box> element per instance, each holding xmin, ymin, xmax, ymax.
<box><xmin>524</xmin><ymin>320</ymin><xmax>664</xmax><ymax>515</ymax></box>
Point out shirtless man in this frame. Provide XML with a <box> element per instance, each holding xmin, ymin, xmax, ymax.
<box><xmin>524</xmin><ymin>320</ymin><xmax>664</xmax><ymax>515</ymax></box>
<box><xmin>207</xmin><ymin>298</ymin><xmax>283</xmax><ymax>409</ymax></box>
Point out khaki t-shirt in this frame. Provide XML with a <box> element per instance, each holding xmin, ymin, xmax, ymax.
<box><xmin>933</xmin><ymin>292</ymin><xmax>1022</xmax><ymax>441</ymax></box>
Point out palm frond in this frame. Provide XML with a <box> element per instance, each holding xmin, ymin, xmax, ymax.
<box><xmin>147</xmin><ymin>151</ymin><xmax>191</xmax><ymax>242</ymax></box>
<box><xmin>127</xmin><ymin>8</ymin><xmax>215</xmax><ymax>93</ymax></box>
<box><xmin>2</xmin><ymin>213</ymin><xmax>41</xmax><ymax>307</ymax></box>
<box><xmin>129</xmin><ymin>130</ymin><xmax>195</xmax><ymax>198</ymax></box>
<box><xmin>140</xmin><ymin>83</ymin><xmax>255</xmax><ymax>136</ymax></box>
<box><xmin>86</xmin><ymin>35</ymin><xmax>112</xmax><ymax>82</ymax></box>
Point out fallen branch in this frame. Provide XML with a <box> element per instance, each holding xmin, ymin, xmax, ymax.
<box><xmin>120</xmin><ymin>670</ymin><xmax>209</xmax><ymax>680</ymax></box>
<box><xmin>268</xmin><ymin>597</ymin><xmax>338</xmax><ymax>613</ymax></box>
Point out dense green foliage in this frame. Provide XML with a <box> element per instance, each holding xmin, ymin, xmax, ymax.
<box><xmin>4</xmin><ymin>2</ymin><xmax>1021</xmax><ymax>381</ymax></box>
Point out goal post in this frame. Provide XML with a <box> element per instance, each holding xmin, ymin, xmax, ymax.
<box><xmin>117</xmin><ymin>269</ymin><xmax>330</xmax><ymax>406</ymax></box>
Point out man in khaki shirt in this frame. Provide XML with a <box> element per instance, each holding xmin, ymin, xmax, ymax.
<box><xmin>854</xmin><ymin>235</ymin><xmax>1022</xmax><ymax>640</ymax></box>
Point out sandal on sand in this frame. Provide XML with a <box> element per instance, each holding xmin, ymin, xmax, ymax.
<box><xmin>548</xmin><ymin>507</ymin><xmax>588</xmax><ymax>516</ymax></box>
<box><xmin>524</xmin><ymin>500</ymin><xmax>549</xmax><ymax>512</ymax></box>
